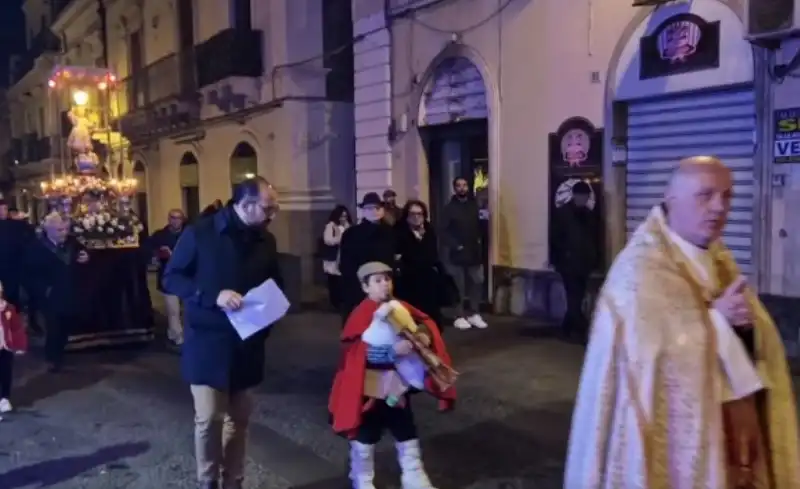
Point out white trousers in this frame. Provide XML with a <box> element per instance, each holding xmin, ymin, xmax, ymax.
<box><xmin>162</xmin><ymin>293</ymin><xmax>183</xmax><ymax>339</ymax></box>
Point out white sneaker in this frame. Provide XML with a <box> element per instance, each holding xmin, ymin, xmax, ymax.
<box><xmin>453</xmin><ymin>317</ymin><xmax>472</xmax><ymax>330</ymax></box>
<box><xmin>0</xmin><ymin>398</ymin><xmax>13</xmax><ymax>413</ymax></box>
<box><xmin>467</xmin><ymin>314</ymin><xmax>488</xmax><ymax>329</ymax></box>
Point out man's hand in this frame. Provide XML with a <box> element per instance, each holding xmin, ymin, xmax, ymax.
<box><xmin>216</xmin><ymin>290</ymin><xmax>243</xmax><ymax>310</ymax></box>
<box><xmin>77</xmin><ymin>250</ymin><xmax>89</xmax><ymax>264</ymax></box>
<box><xmin>723</xmin><ymin>396</ymin><xmax>762</xmax><ymax>487</ymax></box>
<box><xmin>713</xmin><ymin>276</ymin><xmax>752</xmax><ymax>327</ymax></box>
<box><xmin>393</xmin><ymin>339</ymin><xmax>413</xmax><ymax>356</ymax></box>
<box><xmin>158</xmin><ymin>246</ymin><xmax>172</xmax><ymax>258</ymax></box>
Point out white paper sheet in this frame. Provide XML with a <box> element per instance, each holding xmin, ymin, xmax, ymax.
<box><xmin>225</xmin><ymin>279</ymin><xmax>290</xmax><ymax>340</ymax></box>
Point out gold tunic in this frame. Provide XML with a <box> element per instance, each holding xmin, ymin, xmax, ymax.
<box><xmin>564</xmin><ymin>206</ymin><xmax>800</xmax><ymax>489</ymax></box>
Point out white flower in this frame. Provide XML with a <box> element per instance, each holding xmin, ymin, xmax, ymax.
<box><xmin>117</xmin><ymin>224</ymin><xmax>124</xmax><ymax>230</ymax></box>
<box><xmin>106</xmin><ymin>227</ymin><xmax>114</xmax><ymax>234</ymax></box>
<box><xmin>73</xmin><ymin>226</ymin><xmax>83</xmax><ymax>234</ymax></box>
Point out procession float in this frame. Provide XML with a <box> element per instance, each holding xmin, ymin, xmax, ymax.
<box><xmin>37</xmin><ymin>65</ymin><xmax>154</xmax><ymax>349</ymax></box>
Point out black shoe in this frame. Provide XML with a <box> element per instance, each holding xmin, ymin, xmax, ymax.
<box><xmin>47</xmin><ymin>363</ymin><xmax>62</xmax><ymax>373</ymax></box>
<box><xmin>199</xmin><ymin>481</ymin><xmax>218</xmax><ymax>489</ymax></box>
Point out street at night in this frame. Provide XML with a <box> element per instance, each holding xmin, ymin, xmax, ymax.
<box><xmin>0</xmin><ymin>312</ymin><xmax>577</xmax><ymax>489</ymax></box>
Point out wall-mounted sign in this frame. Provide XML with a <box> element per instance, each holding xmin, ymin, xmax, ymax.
<box><xmin>548</xmin><ymin>117</ymin><xmax>602</xmax><ymax>177</ymax></box>
<box><xmin>548</xmin><ymin>117</ymin><xmax>605</xmax><ymax>269</ymax></box>
<box><xmin>774</xmin><ymin>107</ymin><xmax>800</xmax><ymax>163</ymax></box>
<box><xmin>639</xmin><ymin>13</ymin><xmax>720</xmax><ymax>80</ymax></box>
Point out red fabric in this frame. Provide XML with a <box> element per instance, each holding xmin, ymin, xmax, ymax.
<box><xmin>1</xmin><ymin>304</ymin><xmax>27</xmax><ymax>353</ymax></box>
<box><xmin>328</xmin><ymin>299</ymin><xmax>456</xmax><ymax>437</ymax></box>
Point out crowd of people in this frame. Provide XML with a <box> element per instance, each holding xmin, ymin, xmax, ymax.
<box><xmin>1</xmin><ymin>157</ymin><xmax>800</xmax><ymax>489</ymax></box>
<box><xmin>324</xmin><ymin>179</ymin><xmax>489</xmax><ymax>333</ymax></box>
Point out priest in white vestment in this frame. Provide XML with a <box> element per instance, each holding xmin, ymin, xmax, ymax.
<box><xmin>564</xmin><ymin>156</ymin><xmax>800</xmax><ymax>489</ymax></box>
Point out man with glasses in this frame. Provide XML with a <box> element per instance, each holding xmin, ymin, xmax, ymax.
<box><xmin>150</xmin><ymin>209</ymin><xmax>187</xmax><ymax>346</ymax></box>
<box><xmin>163</xmin><ymin>176</ymin><xmax>282</xmax><ymax>489</ymax></box>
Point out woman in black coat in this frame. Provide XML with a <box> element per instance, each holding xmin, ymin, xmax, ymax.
<box><xmin>394</xmin><ymin>200</ymin><xmax>445</xmax><ymax>328</ymax></box>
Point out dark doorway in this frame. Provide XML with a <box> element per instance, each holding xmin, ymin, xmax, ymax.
<box><xmin>179</xmin><ymin>152</ymin><xmax>200</xmax><ymax>221</ymax></box>
<box><xmin>420</xmin><ymin>119</ymin><xmax>490</xmax><ymax>303</ymax></box>
<box><xmin>176</xmin><ymin>0</ymin><xmax>196</xmax><ymax>93</ymax></box>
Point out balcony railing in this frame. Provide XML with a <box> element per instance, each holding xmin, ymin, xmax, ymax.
<box><xmin>117</xmin><ymin>51</ymin><xmax>197</xmax><ymax>113</ymax></box>
<box><xmin>11</xmin><ymin>30</ymin><xmax>62</xmax><ymax>85</ymax></box>
<box><xmin>387</xmin><ymin>0</ymin><xmax>444</xmax><ymax>17</ymax></box>
<box><xmin>195</xmin><ymin>28</ymin><xmax>264</xmax><ymax>88</ymax></box>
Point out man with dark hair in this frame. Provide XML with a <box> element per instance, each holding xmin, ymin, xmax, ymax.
<box><xmin>441</xmin><ymin>177</ymin><xmax>487</xmax><ymax>330</ymax></box>
<box><xmin>382</xmin><ymin>189</ymin><xmax>401</xmax><ymax>226</ymax></box>
<box><xmin>551</xmin><ymin>180</ymin><xmax>599</xmax><ymax>342</ymax></box>
<box><xmin>339</xmin><ymin>192</ymin><xmax>397</xmax><ymax>321</ymax></box>
<box><xmin>163</xmin><ymin>176</ymin><xmax>282</xmax><ymax>489</ymax></box>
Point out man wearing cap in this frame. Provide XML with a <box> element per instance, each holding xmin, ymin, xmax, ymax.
<box><xmin>550</xmin><ymin>180</ymin><xmax>599</xmax><ymax>343</ymax></box>
<box><xmin>339</xmin><ymin>192</ymin><xmax>397</xmax><ymax>321</ymax></box>
<box><xmin>382</xmin><ymin>189</ymin><xmax>402</xmax><ymax>226</ymax></box>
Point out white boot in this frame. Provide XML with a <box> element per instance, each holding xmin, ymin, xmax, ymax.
<box><xmin>349</xmin><ymin>441</ymin><xmax>377</xmax><ymax>489</ymax></box>
<box><xmin>397</xmin><ymin>439</ymin><xmax>437</xmax><ymax>489</ymax></box>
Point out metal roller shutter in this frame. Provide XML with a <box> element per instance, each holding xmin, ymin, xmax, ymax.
<box><xmin>625</xmin><ymin>88</ymin><xmax>756</xmax><ymax>274</ymax></box>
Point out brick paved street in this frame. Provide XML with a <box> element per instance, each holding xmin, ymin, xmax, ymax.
<box><xmin>0</xmin><ymin>310</ymin><xmax>581</xmax><ymax>489</ymax></box>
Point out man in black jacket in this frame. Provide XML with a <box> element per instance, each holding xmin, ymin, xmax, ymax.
<box><xmin>551</xmin><ymin>180</ymin><xmax>599</xmax><ymax>342</ymax></box>
<box><xmin>25</xmin><ymin>213</ymin><xmax>90</xmax><ymax>372</ymax></box>
<box><xmin>338</xmin><ymin>192</ymin><xmax>396</xmax><ymax>320</ymax></box>
<box><xmin>163</xmin><ymin>177</ymin><xmax>282</xmax><ymax>489</ymax></box>
<box><xmin>441</xmin><ymin>177</ymin><xmax>488</xmax><ymax>330</ymax></box>
<box><xmin>149</xmin><ymin>209</ymin><xmax>186</xmax><ymax>345</ymax></box>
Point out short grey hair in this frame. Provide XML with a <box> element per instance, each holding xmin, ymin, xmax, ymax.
<box><xmin>42</xmin><ymin>211</ymin><xmax>65</xmax><ymax>229</ymax></box>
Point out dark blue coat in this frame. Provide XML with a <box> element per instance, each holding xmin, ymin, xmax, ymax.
<box><xmin>148</xmin><ymin>225</ymin><xmax>184</xmax><ymax>292</ymax></box>
<box><xmin>23</xmin><ymin>235</ymin><xmax>87</xmax><ymax>316</ymax></box>
<box><xmin>162</xmin><ymin>208</ymin><xmax>283</xmax><ymax>392</ymax></box>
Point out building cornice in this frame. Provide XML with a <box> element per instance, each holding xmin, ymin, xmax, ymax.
<box><xmin>51</xmin><ymin>0</ymin><xmax>94</xmax><ymax>34</ymax></box>
<box><xmin>7</xmin><ymin>55</ymin><xmax>56</xmax><ymax>99</ymax></box>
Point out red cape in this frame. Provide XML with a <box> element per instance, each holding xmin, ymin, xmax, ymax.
<box><xmin>328</xmin><ymin>299</ymin><xmax>456</xmax><ymax>437</ymax></box>
<box><xmin>0</xmin><ymin>305</ymin><xmax>27</xmax><ymax>353</ymax></box>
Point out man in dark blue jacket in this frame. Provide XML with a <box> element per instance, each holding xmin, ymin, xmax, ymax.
<box><xmin>149</xmin><ymin>209</ymin><xmax>186</xmax><ymax>345</ymax></box>
<box><xmin>24</xmin><ymin>213</ymin><xmax>90</xmax><ymax>372</ymax></box>
<box><xmin>163</xmin><ymin>177</ymin><xmax>281</xmax><ymax>489</ymax></box>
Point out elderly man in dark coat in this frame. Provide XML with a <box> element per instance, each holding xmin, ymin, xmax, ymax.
<box><xmin>163</xmin><ymin>177</ymin><xmax>282</xmax><ymax>489</ymax></box>
<box><xmin>24</xmin><ymin>212</ymin><xmax>90</xmax><ymax>372</ymax></box>
<box><xmin>338</xmin><ymin>192</ymin><xmax>397</xmax><ymax>321</ymax></box>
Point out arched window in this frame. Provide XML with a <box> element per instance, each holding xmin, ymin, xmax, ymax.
<box><xmin>180</xmin><ymin>152</ymin><xmax>200</xmax><ymax>221</ymax></box>
<box><xmin>229</xmin><ymin>142</ymin><xmax>257</xmax><ymax>195</ymax></box>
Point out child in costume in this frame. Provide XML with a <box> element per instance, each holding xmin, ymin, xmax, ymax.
<box><xmin>328</xmin><ymin>262</ymin><xmax>456</xmax><ymax>489</ymax></box>
<box><xmin>0</xmin><ymin>281</ymin><xmax>27</xmax><ymax>418</ymax></box>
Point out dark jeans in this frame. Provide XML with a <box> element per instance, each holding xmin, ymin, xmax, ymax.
<box><xmin>355</xmin><ymin>396</ymin><xmax>418</xmax><ymax>445</ymax></box>
<box><xmin>560</xmin><ymin>272</ymin><xmax>590</xmax><ymax>334</ymax></box>
<box><xmin>326</xmin><ymin>274</ymin><xmax>342</xmax><ymax>309</ymax></box>
<box><xmin>0</xmin><ymin>350</ymin><xmax>13</xmax><ymax>399</ymax></box>
<box><xmin>45</xmin><ymin>313</ymin><xmax>75</xmax><ymax>366</ymax></box>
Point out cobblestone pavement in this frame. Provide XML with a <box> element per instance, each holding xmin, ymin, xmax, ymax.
<box><xmin>0</xmin><ymin>311</ymin><xmax>686</xmax><ymax>488</ymax></box>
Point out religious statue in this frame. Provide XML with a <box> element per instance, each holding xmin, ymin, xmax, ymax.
<box><xmin>67</xmin><ymin>107</ymin><xmax>99</xmax><ymax>174</ymax></box>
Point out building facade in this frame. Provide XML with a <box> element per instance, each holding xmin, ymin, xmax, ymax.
<box><xmin>7</xmin><ymin>0</ymin><xmax>356</xmax><ymax>301</ymax></box>
<box><xmin>351</xmin><ymin>0</ymin><xmax>800</xmax><ymax>324</ymax></box>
